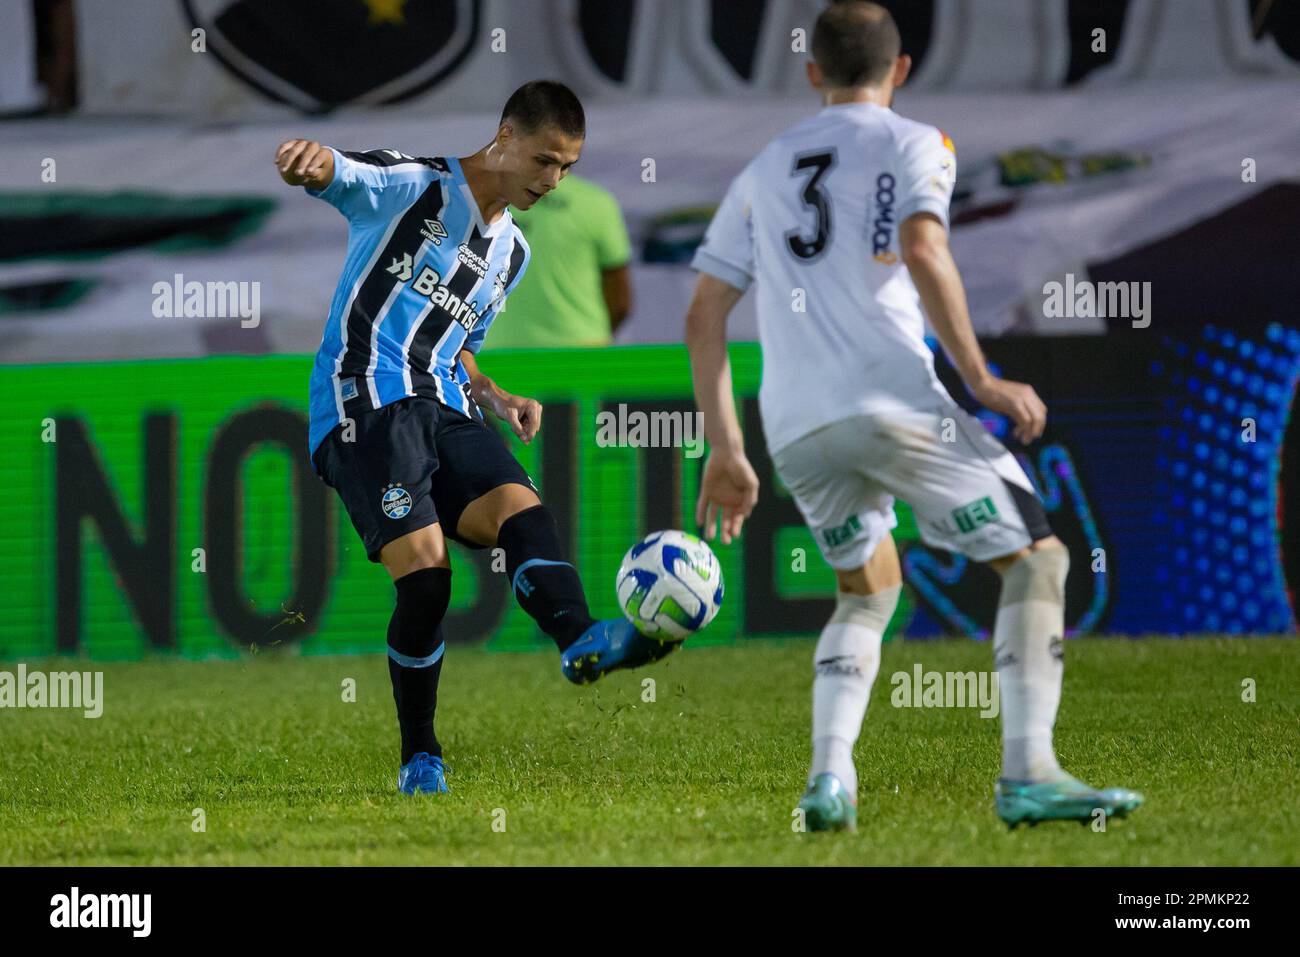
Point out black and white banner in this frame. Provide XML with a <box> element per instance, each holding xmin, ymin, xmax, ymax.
<box><xmin>74</xmin><ymin>0</ymin><xmax>1300</xmax><ymax>117</ymax></box>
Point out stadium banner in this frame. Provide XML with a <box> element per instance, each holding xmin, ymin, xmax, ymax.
<box><xmin>2</xmin><ymin>328</ymin><xmax>1297</xmax><ymax>661</ymax></box>
<box><xmin>3</xmin><ymin>84</ymin><xmax>1296</xmax><ymax>359</ymax></box>
<box><xmin>75</xmin><ymin>0</ymin><xmax>1300</xmax><ymax>116</ymax></box>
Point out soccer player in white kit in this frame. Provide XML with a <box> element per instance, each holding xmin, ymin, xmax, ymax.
<box><xmin>685</xmin><ymin>1</ymin><xmax>1142</xmax><ymax>831</ymax></box>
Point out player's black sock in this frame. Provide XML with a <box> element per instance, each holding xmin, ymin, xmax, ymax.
<box><xmin>497</xmin><ymin>505</ymin><xmax>596</xmax><ymax>652</ymax></box>
<box><xmin>387</xmin><ymin>566</ymin><xmax>452</xmax><ymax>765</ymax></box>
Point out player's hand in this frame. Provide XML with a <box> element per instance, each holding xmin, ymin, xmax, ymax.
<box><xmin>971</xmin><ymin>376</ymin><xmax>1047</xmax><ymax>444</ymax></box>
<box><xmin>275</xmin><ymin>139</ymin><xmax>333</xmax><ymax>188</ymax></box>
<box><xmin>500</xmin><ymin>394</ymin><xmax>542</xmax><ymax>445</ymax></box>
<box><xmin>695</xmin><ymin>451</ymin><xmax>759</xmax><ymax>546</ymax></box>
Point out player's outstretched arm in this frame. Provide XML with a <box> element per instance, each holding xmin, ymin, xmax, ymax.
<box><xmin>459</xmin><ymin>349</ymin><xmax>542</xmax><ymax>445</ymax></box>
<box><xmin>901</xmin><ymin>213</ymin><xmax>1047</xmax><ymax>444</ymax></box>
<box><xmin>684</xmin><ymin>273</ymin><xmax>759</xmax><ymax>545</ymax></box>
<box><xmin>274</xmin><ymin>139</ymin><xmax>335</xmax><ymax>190</ymax></box>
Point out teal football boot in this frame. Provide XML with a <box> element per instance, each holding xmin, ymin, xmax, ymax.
<box><xmin>797</xmin><ymin>773</ymin><xmax>858</xmax><ymax>833</ymax></box>
<box><xmin>996</xmin><ymin>772</ymin><xmax>1143</xmax><ymax>829</ymax></box>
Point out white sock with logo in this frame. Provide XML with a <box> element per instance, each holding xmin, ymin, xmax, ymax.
<box><xmin>994</xmin><ymin>547</ymin><xmax>1070</xmax><ymax>782</ymax></box>
<box><xmin>810</xmin><ymin>586</ymin><xmax>899</xmax><ymax>799</ymax></box>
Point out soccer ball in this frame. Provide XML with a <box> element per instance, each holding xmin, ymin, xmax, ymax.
<box><xmin>616</xmin><ymin>530</ymin><xmax>724</xmax><ymax>641</ymax></box>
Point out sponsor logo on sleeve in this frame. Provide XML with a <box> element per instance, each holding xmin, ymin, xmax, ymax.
<box><xmin>871</xmin><ymin>172</ymin><xmax>898</xmax><ymax>264</ymax></box>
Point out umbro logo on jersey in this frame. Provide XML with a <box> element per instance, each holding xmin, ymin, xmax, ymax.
<box><xmin>421</xmin><ymin>218</ymin><xmax>448</xmax><ymax>245</ymax></box>
<box><xmin>387</xmin><ymin>252</ymin><xmax>415</xmax><ymax>282</ymax></box>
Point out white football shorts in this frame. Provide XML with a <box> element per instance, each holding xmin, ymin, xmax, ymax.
<box><xmin>770</xmin><ymin>404</ymin><xmax>1053</xmax><ymax>569</ymax></box>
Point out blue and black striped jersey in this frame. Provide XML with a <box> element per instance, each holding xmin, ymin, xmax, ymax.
<box><xmin>306</xmin><ymin>148</ymin><xmax>530</xmax><ymax>455</ymax></box>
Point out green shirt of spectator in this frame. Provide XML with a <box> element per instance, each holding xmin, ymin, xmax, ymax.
<box><xmin>488</xmin><ymin>174</ymin><xmax>632</xmax><ymax>348</ymax></box>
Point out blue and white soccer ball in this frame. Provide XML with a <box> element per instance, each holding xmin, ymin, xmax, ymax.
<box><xmin>616</xmin><ymin>530</ymin><xmax>724</xmax><ymax>641</ymax></box>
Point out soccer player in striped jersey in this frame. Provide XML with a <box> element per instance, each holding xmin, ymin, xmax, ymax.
<box><xmin>684</xmin><ymin>3</ymin><xmax>1142</xmax><ymax>831</ymax></box>
<box><xmin>277</xmin><ymin>81</ymin><xmax>673</xmax><ymax>797</ymax></box>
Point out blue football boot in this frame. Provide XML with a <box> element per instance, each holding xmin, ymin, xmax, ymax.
<box><xmin>560</xmin><ymin>618</ymin><xmax>680</xmax><ymax>685</ymax></box>
<box><xmin>397</xmin><ymin>752</ymin><xmax>449</xmax><ymax>795</ymax></box>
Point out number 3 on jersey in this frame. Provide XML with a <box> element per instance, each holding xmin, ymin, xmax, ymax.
<box><xmin>786</xmin><ymin>149</ymin><xmax>837</xmax><ymax>262</ymax></box>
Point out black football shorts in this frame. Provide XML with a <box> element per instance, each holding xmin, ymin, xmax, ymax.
<box><xmin>312</xmin><ymin>396</ymin><xmax>537</xmax><ymax>562</ymax></box>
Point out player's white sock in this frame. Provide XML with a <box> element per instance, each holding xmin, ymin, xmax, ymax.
<box><xmin>993</xmin><ymin>546</ymin><xmax>1070</xmax><ymax>782</ymax></box>
<box><xmin>811</xmin><ymin>735</ymin><xmax>857</xmax><ymax>795</ymax></box>
<box><xmin>810</xmin><ymin>586</ymin><xmax>899</xmax><ymax>799</ymax></box>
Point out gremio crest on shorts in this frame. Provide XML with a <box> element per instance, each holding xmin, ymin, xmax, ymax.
<box><xmin>381</xmin><ymin>484</ymin><xmax>413</xmax><ymax>520</ymax></box>
<box><xmin>181</xmin><ymin>0</ymin><xmax>481</xmax><ymax>112</ymax></box>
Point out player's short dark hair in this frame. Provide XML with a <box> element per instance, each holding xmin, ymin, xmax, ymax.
<box><xmin>500</xmin><ymin>81</ymin><xmax>586</xmax><ymax>138</ymax></box>
<box><xmin>812</xmin><ymin>1</ymin><xmax>902</xmax><ymax>88</ymax></box>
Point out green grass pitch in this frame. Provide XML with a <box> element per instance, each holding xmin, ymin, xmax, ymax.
<box><xmin>2</xmin><ymin>638</ymin><xmax>1296</xmax><ymax>865</ymax></box>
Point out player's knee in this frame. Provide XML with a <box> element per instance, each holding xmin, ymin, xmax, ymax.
<box><xmin>834</xmin><ymin>565</ymin><xmax>901</xmax><ymax>596</ymax></box>
<box><xmin>815</xmin><ymin>586</ymin><xmax>900</xmax><ymax>673</ymax></box>
<box><xmin>831</xmin><ymin>585</ymin><xmax>900</xmax><ymax>633</ymax></box>
<box><xmin>381</xmin><ymin>527</ymin><xmax>449</xmax><ymax>579</ymax></box>
<box><xmin>497</xmin><ymin>504</ymin><xmax>563</xmax><ymax>562</ymax></box>
<box><xmin>461</xmin><ymin>484</ymin><xmax>543</xmax><ymax>543</ymax></box>
<box><xmin>833</xmin><ymin>566</ymin><xmax>870</xmax><ymax>595</ymax></box>
<box><xmin>832</xmin><ymin>534</ymin><xmax>900</xmax><ymax>596</ymax></box>
<box><xmin>999</xmin><ymin>544</ymin><xmax>1069</xmax><ymax>606</ymax></box>
<box><xmin>390</xmin><ymin>567</ymin><xmax>452</xmax><ymax>657</ymax></box>
<box><xmin>498</xmin><ymin>482</ymin><xmax>543</xmax><ymax>515</ymax></box>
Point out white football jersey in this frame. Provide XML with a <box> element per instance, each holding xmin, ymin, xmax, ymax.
<box><xmin>692</xmin><ymin>102</ymin><xmax>959</xmax><ymax>455</ymax></box>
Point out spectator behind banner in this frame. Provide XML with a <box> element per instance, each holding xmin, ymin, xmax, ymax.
<box><xmin>486</xmin><ymin>174</ymin><xmax>631</xmax><ymax>348</ymax></box>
